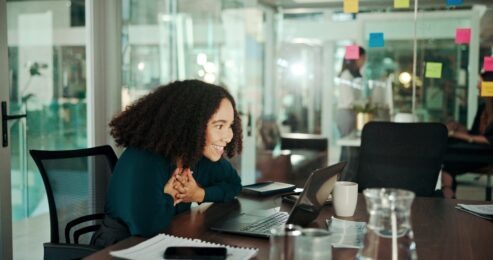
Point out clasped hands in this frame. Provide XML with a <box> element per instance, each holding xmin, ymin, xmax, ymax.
<box><xmin>164</xmin><ymin>168</ymin><xmax>205</xmax><ymax>206</ymax></box>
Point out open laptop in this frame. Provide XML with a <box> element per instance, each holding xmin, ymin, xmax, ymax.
<box><xmin>209</xmin><ymin>162</ymin><xmax>346</xmax><ymax>238</ymax></box>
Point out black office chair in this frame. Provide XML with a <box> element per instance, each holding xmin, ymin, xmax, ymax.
<box><xmin>30</xmin><ymin>145</ymin><xmax>118</xmax><ymax>260</ymax></box>
<box><xmin>355</xmin><ymin>122</ymin><xmax>448</xmax><ymax>197</ymax></box>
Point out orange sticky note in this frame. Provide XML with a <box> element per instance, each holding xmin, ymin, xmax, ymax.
<box><xmin>455</xmin><ymin>28</ymin><xmax>471</xmax><ymax>44</ymax></box>
<box><xmin>344</xmin><ymin>0</ymin><xmax>359</xmax><ymax>14</ymax></box>
<box><xmin>425</xmin><ymin>62</ymin><xmax>442</xmax><ymax>79</ymax></box>
<box><xmin>345</xmin><ymin>45</ymin><xmax>360</xmax><ymax>60</ymax></box>
<box><xmin>394</xmin><ymin>0</ymin><xmax>410</xmax><ymax>8</ymax></box>
<box><xmin>481</xmin><ymin>81</ymin><xmax>493</xmax><ymax>97</ymax></box>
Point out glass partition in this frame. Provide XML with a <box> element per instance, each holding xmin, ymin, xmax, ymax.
<box><xmin>121</xmin><ymin>0</ymin><xmax>267</xmax><ymax>184</ymax></box>
<box><xmin>6</xmin><ymin>0</ymin><xmax>87</xmax><ymax>258</ymax></box>
<box><xmin>272</xmin><ymin>2</ymin><xmax>490</xmax><ymax>166</ymax></box>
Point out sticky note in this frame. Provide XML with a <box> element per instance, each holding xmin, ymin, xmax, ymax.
<box><xmin>484</xmin><ymin>57</ymin><xmax>493</xmax><ymax>72</ymax></box>
<box><xmin>369</xmin><ymin>33</ymin><xmax>384</xmax><ymax>48</ymax></box>
<box><xmin>425</xmin><ymin>62</ymin><xmax>442</xmax><ymax>79</ymax></box>
<box><xmin>455</xmin><ymin>28</ymin><xmax>471</xmax><ymax>44</ymax></box>
<box><xmin>394</xmin><ymin>0</ymin><xmax>410</xmax><ymax>9</ymax></box>
<box><xmin>345</xmin><ymin>45</ymin><xmax>360</xmax><ymax>60</ymax></box>
<box><xmin>447</xmin><ymin>0</ymin><xmax>463</xmax><ymax>6</ymax></box>
<box><xmin>481</xmin><ymin>81</ymin><xmax>493</xmax><ymax>97</ymax></box>
<box><xmin>344</xmin><ymin>0</ymin><xmax>359</xmax><ymax>14</ymax></box>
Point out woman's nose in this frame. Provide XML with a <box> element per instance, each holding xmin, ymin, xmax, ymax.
<box><xmin>223</xmin><ymin>129</ymin><xmax>233</xmax><ymax>143</ymax></box>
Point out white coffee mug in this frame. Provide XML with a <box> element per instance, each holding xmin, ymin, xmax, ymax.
<box><xmin>333</xmin><ymin>181</ymin><xmax>358</xmax><ymax>217</ymax></box>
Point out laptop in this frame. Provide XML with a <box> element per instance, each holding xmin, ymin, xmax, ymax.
<box><xmin>209</xmin><ymin>162</ymin><xmax>346</xmax><ymax>238</ymax></box>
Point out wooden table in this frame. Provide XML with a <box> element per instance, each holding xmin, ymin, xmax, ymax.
<box><xmin>86</xmin><ymin>194</ymin><xmax>493</xmax><ymax>260</ymax></box>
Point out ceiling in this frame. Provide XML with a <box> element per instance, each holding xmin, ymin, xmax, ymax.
<box><xmin>259</xmin><ymin>0</ymin><xmax>493</xmax><ymax>47</ymax></box>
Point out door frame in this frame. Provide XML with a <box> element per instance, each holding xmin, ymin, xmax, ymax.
<box><xmin>0</xmin><ymin>0</ymin><xmax>13</xmax><ymax>258</ymax></box>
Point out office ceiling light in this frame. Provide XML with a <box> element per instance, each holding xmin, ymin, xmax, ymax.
<box><xmin>137</xmin><ymin>62</ymin><xmax>145</xmax><ymax>71</ymax></box>
<box><xmin>290</xmin><ymin>63</ymin><xmax>306</xmax><ymax>76</ymax></box>
<box><xmin>399</xmin><ymin>72</ymin><xmax>412</xmax><ymax>85</ymax></box>
<box><xmin>197</xmin><ymin>53</ymin><xmax>207</xmax><ymax>65</ymax></box>
<box><xmin>204</xmin><ymin>73</ymin><xmax>216</xmax><ymax>84</ymax></box>
<box><xmin>204</xmin><ymin>62</ymin><xmax>217</xmax><ymax>73</ymax></box>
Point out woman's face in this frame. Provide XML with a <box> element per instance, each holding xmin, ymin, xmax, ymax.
<box><xmin>357</xmin><ymin>55</ymin><xmax>366</xmax><ymax>69</ymax></box>
<box><xmin>203</xmin><ymin>98</ymin><xmax>234</xmax><ymax>161</ymax></box>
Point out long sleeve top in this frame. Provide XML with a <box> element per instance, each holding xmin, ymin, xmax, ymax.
<box><xmin>104</xmin><ymin>147</ymin><xmax>242</xmax><ymax>237</ymax></box>
<box><xmin>469</xmin><ymin>103</ymin><xmax>493</xmax><ymax>144</ymax></box>
<box><xmin>337</xmin><ymin>70</ymin><xmax>364</xmax><ymax>109</ymax></box>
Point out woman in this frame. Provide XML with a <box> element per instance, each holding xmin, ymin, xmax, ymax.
<box><xmin>92</xmin><ymin>80</ymin><xmax>243</xmax><ymax>247</ymax></box>
<box><xmin>441</xmin><ymin>71</ymin><xmax>493</xmax><ymax>198</ymax></box>
<box><xmin>336</xmin><ymin>46</ymin><xmax>366</xmax><ymax>137</ymax></box>
<box><xmin>336</xmin><ymin>46</ymin><xmax>366</xmax><ymax>181</ymax></box>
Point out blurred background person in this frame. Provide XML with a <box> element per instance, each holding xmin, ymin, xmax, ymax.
<box><xmin>441</xmin><ymin>71</ymin><xmax>493</xmax><ymax>198</ymax></box>
<box><xmin>336</xmin><ymin>46</ymin><xmax>367</xmax><ymax>137</ymax></box>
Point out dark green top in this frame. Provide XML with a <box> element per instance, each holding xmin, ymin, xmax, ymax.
<box><xmin>105</xmin><ymin>147</ymin><xmax>242</xmax><ymax>237</ymax></box>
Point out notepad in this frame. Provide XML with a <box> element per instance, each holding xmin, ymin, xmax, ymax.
<box><xmin>455</xmin><ymin>204</ymin><xmax>493</xmax><ymax>220</ymax></box>
<box><xmin>110</xmin><ymin>234</ymin><xmax>258</xmax><ymax>260</ymax></box>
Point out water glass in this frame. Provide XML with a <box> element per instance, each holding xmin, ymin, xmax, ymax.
<box><xmin>269</xmin><ymin>224</ymin><xmax>302</xmax><ymax>260</ymax></box>
<box><xmin>357</xmin><ymin>188</ymin><xmax>417</xmax><ymax>260</ymax></box>
<box><xmin>295</xmin><ymin>228</ymin><xmax>332</xmax><ymax>260</ymax></box>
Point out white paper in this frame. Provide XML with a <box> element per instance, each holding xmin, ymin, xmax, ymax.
<box><xmin>456</xmin><ymin>203</ymin><xmax>493</xmax><ymax>220</ymax></box>
<box><xmin>110</xmin><ymin>234</ymin><xmax>258</xmax><ymax>260</ymax></box>
<box><xmin>327</xmin><ymin>217</ymin><xmax>366</xmax><ymax>248</ymax></box>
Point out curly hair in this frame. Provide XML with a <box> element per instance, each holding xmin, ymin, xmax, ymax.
<box><xmin>109</xmin><ymin>80</ymin><xmax>243</xmax><ymax>167</ymax></box>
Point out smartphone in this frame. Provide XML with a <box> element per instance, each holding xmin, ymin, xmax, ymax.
<box><xmin>163</xmin><ymin>246</ymin><xmax>227</xmax><ymax>260</ymax></box>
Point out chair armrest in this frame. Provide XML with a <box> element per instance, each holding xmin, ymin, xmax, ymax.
<box><xmin>65</xmin><ymin>213</ymin><xmax>105</xmax><ymax>243</ymax></box>
<box><xmin>43</xmin><ymin>243</ymin><xmax>98</xmax><ymax>260</ymax></box>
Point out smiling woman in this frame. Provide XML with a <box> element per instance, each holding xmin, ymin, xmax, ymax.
<box><xmin>90</xmin><ymin>80</ymin><xmax>243</xmax><ymax>248</ymax></box>
<box><xmin>203</xmin><ymin>99</ymin><xmax>235</xmax><ymax>162</ymax></box>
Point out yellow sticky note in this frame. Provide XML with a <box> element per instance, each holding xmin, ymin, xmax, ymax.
<box><xmin>481</xmin><ymin>81</ymin><xmax>493</xmax><ymax>97</ymax></box>
<box><xmin>425</xmin><ymin>62</ymin><xmax>442</xmax><ymax>79</ymax></box>
<box><xmin>394</xmin><ymin>0</ymin><xmax>410</xmax><ymax>8</ymax></box>
<box><xmin>344</xmin><ymin>0</ymin><xmax>359</xmax><ymax>14</ymax></box>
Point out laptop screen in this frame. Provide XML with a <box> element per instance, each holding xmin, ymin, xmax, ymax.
<box><xmin>286</xmin><ymin>161</ymin><xmax>346</xmax><ymax>226</ymax></box>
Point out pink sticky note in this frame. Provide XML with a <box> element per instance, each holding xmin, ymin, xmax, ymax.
<box><xmin>455</xmin><ymin>28</ymin><xmax>471</xmax><ymax>44</ymax></box>
<box><xmin>345</xmin><ymin>45</ymin><xmax>360</xmax><ymax>60</ymax></box>
<box><xmin>484</xmin><ymin>57</ymin><xmax>493</xmax><ymax>72</ymax></box>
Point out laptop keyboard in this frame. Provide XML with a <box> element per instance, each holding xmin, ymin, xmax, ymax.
<box><xmin>241</xmin><ymin>211</ymin><xmax>289</xmax><ymax>235</ymax></box>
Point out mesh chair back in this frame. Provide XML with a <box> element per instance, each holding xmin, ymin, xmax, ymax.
<box><xmin>30</xmin><ymin>145</ymin><xmax>117</xmax><ymax>244</ymax></box>
<box><xmin>356</xmin><ymin>122</ymin><xmax>448</xmax><ymax>197</ymax></box>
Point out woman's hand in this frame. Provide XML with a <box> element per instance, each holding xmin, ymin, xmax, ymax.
<box><xmin>164</xmin><ymin>167</ymin><xmax>184</xmax><ymax>206</ymax></box>
<box><xmin>452</xmin><ymin>132</ymin><xmax>489</xmax><ymax>144</ymax></box>
<box><xmin>446</xmin><ymin>121</ymin><xmax>467</xmax><ymax>133</ymax></box>
<box><xmin>174</xmin><ymin>169</ymin><xmax>205</xmax><ymax>203</ymax></box>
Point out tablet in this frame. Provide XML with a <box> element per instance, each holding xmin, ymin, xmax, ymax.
<box><xmin>242</xmin><ymin>181</ymin><xmax>296</xmax><ymax>196</ymax></box>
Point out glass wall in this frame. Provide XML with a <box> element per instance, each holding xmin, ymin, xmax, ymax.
<box><xmin>121</xmin><ymin>0</ymin><xmax>267</xmax><ymax>183</ymax></box>
<box><xmin>6</xmin><ymin>0</ymin><xmax>87</xmax><ymax>258</ymax></box>
<box><xmin>272</xmin><ymin>2</ymin><xmax>490</xmax><ymax>168</ymax></box>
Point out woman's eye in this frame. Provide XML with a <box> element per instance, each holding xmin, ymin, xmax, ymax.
<box><xmin>215</xmin><ymin>124</ymin><xmax>223</xmax><ymax>129</ymax></box>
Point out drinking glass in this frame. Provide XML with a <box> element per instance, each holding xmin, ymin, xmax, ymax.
<box><xmin>269</xmin><ymin>224</ymin><xmax>302</xmax><ymax>260</ymax></box>
<box><xmin>357</xmin><ymin>188</ymin><xmax>417</xmax><ymax>260</ymax></box>
<box><xmin>295</xmin><ymin>228</ymin><xmax>332</xmax><ymax>260</ymax></box>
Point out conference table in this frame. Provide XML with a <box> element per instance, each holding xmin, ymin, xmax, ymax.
<box><xmin>86</xmin><ymin>192</ymin><xmax>493</xmax><ymax>259</ymax></box>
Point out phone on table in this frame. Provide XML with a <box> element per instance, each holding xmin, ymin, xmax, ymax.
<box><xmin>163</xmin><ymin>246</ymin><xmax>227</xmax><ymax>260</ymax></box>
